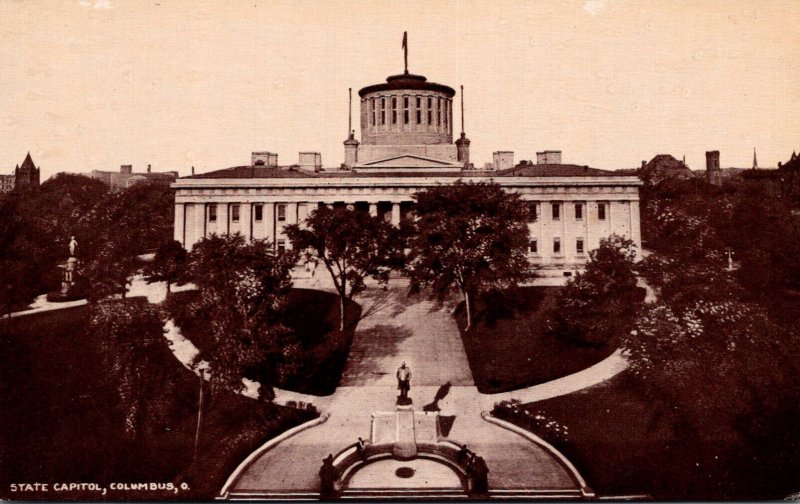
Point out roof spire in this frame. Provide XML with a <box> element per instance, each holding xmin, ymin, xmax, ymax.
<box><xmin>753</xmin><ymin>147</ymin><xmax>758</xmax><ymax>169</ymax></box>
<box><xmin>402</xmin><ymin>31</ymin><xmax>408</xmax><ymax>74</ymax></box>
<box><xmin>461</xmin><ymin>85</ymin><xmax>466</xmax><ymax>135</ymax></box>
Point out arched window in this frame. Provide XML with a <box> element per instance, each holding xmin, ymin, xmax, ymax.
<box><xmin>403</xmin><ymin>96</ymin><xmax>409</xmax><ymax>124</ymax></box>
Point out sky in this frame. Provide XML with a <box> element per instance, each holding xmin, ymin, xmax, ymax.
<box><xmin>1</xmin><ymin>0</ymin><xmax>798</xmax><ymax>180</ymax></box>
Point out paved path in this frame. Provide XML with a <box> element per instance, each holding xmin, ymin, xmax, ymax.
<box><xmin>227</xmin><ymin>279</ymin><xmax>582</xmax><ymax>495</ymax></box>
<box><xmin>339</xmin><ymin>282</ymin><xmax>473</xmax><ymax>387</ymax></box>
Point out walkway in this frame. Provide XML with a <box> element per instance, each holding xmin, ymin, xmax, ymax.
<box><xmin>225</xmin><ymin>279</ymin><xmax>585</xmax><ymax>497</ymax></box>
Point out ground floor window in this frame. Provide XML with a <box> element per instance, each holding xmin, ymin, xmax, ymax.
<box><xmin>277</xmin><ymin>239</ymin><xmax>286</xmax><ymax>253</ymax></box>
<box><xmin>277</xmin><ymin>204</ymin><xmax>286</xmax><ymax>222</ymax></box>
<box><xmin>231</xmin><ymin>204</ymin><xmax>240</xmax><ymax>222</ymax></box>
<box><xmin>208</xmin><ymin>204</ymin><xmax>217</xmax><ymax>222</ymax></box>
<box><xmin>553</xmin><ymin>237</ymin><xmax>561</xmax><ymax>254</ymax></box>
<box><xmin>254</xmin><ymin>204</ymin><xmax>263</xmax><ymax>221</ymax></box>
<box><xmin>576</xmin><ymin>237</ymin><xmax>584</xmax><ymax>254</ymax></box>
<box><xmin>529</xmin><ymin>239</ymin><xmax>538</xmax><ymax>254</ymax></box>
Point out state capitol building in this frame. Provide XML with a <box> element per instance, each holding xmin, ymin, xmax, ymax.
<box><xmin>172</xmin><ymin>54</ymin><xmax>642</xmax><ymax>274</ymax></box>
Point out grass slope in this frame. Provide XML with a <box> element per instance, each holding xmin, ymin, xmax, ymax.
<box><xmin>456</xmin><ymin>287</ymin><xmax>615</xmax><ymax>393</ymax></box>
<box><xmin>0</xmin><ymin>300</ymin><xmax>314</xmax><ymax>501</ymax></box>
<box><xmin>499</xmin><ymin>372</ymin><xmax>799</xmax><ymax>500</ymax></box>
<box><xmin>170</xmin><ymin>288</ymin><xmax>361</xmax><ymax>396</ymax></box>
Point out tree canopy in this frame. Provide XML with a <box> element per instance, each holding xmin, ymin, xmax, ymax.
<box><xmin>285</xmin><ymin>205</ymin><xmax>403</xmax><ymax>331</ymax></box>
<box><xmin>185</xmin><ymin>234</ymin><xmax>296</xmax><ymax>399</ymax></box>
<box><xmin>551</xmin><ymin>234</ymin><xmax>642</xmax><ymax>346</ymax></box>
<box><xmin>406</xmin><ymin>181</ymin><xmax>531</xmax><ymax>330</ymax></box>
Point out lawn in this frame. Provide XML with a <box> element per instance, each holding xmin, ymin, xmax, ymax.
<box><xmin>455</xmin><ymin>286</ymin><xmax>617</xmax><ymax>393</ymax></box>
<box><xmin>494</xmin><ymin>372</ymin><xmax>800</xmax><ymax>500</ymax></box>
<box><xmin>169</xmin><ymin>288</ymin><xmax>361</xmax><ymax>396</ymax></box>
<box><xmin>0</xmin><ymin>300</ymin><xmax>315</xmax><ymax>501</ymax></box>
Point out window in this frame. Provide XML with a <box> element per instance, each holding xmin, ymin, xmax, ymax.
<box><xmin>576</xmin><ymin>237</ymin><xmax>585</xmax><ymax>254</ymax></box>
<box><xmin>231</xmin><ymin>204</ymin><xmax>240</xmax><ymax>222</ymax></box>
<box><xmin>392</xmin><ymin>97</ymin><xmax>397</xmax><ymax>124</ymax></box>
<box><xmin>437</xmin><ymin>98</ymin><xmax>441</xmax><ymax>126</ymax></box>
<box><xmin>277</xmin><ymin>204</ymin><xmax>286</xmax><ymax>222</ymax></box>
<box><xmin>381</xmin><ymin>98</ymin><xmax>386</xmax><ymax>125</ymax></box>
<box><xmin>371</xmin><ymin>99</ymin><xmax>376</xmax><ymax>126</ymax></box>
<box><xmin>553</xmin><ymin>237</ymin><xmax>561</xmax><ymax>254</ymax></box>
<box><xmin>254</xmin><ymin>204</ymin><xmax>263</xmax><ymax>222</ymax></box>
<box><xmin>528</xmin><ymin>202</ymin><xmax>538</xmax><ymax>222</ymax></box>
<box><xmin>552</xmin><ymin>203</ymin><xmax>560</xmax><ymax>220</ymax></box>
<box><xmin>277</xmin><ymin>239</ymin><xmax>286</xmax><ymax>254</ymax></box>
<box><xmin>575</xmin><ymin>203</ymin><xmax>583</xmax><ymax>220</ymax></box>
<box><xmin>416</xmin><ymin>97</ymin><xmax>421</xmax><ymax>123</ymax></box>
<box><xmin>208</xmin><ymin>204</ymin><xmax>217</xmax><ymax>222</ymax></box>
<box><xmin>598</xmin><ymin>203</ymin><xmax>606</xmax><ymax>221</ymax></box>
<box><xmin>428</xmin><ymin>97</ymin><xmax>433</xmax><ymax>124</ymax></box>
<box><xmin>403</xmin><ymin>96</ymin><xmax>409</xmax><ymax>124</ymax></box>
<box><xmin>444</xmin><ymin>100</ymin><xmax>448</xmax><ymax>127</ymax></box>
<box><xmin>529</xmin><ymin>239</ymin><xmax>538</xmax><ymax>254</ymax></box>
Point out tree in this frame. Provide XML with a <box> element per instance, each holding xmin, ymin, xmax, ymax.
<box><xmin>143</xmin><ymin>240</ymin><xmax>188</xmax><ymax>295</ymax></box>
<box><xmin>186</xmin><ymin>234</ymin><xmax>296</xmax><ymax>399</ymax></box>
<box><xmin>90</xmin><ymin>299</ymin><xmax>170</xmax><ymax>439</ymax></box>
<box><xmin>83</xmin><ymin>240</ymin><xmax>140</xmax><ymax>301</ymax></box>
<box><xmin>285</xmin><ymin>206</ymin><xmax>403</xmax><ymax>331</ymax></box>
<box><xmin>407</xmin><ymin>181</ymin><xmax>531</xmax><ymax>330</ymax></box>
<box><xmin>552</xmin><ymin>234</ymin><xmax>642</xmax><ymax>346</ymax></box>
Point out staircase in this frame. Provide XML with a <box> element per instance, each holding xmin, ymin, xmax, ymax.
<box><xmin>341</xmin><ymin>487</ymin><xmax>469</xmax><ymax>500</ymax></box>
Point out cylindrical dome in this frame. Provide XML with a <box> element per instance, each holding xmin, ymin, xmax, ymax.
<box><xmin>358</xmin><ymin>74</ymin><xmax>455</xmax><ymax>146</ymax></box>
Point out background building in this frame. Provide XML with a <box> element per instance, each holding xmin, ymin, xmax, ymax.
<box><xmin>89</xmin><ymin>164</ymin><xmax>178</xmax><ymax>190</ymax></box>
<box><xmin>1</xmin><ymin>153</ymin><xmax>41</xmax><ymax>193</ymax></box>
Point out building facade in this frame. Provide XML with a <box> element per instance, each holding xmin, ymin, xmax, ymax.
<box><xmin>173</xmin><ymin>69</ymin><xmax>642</xmax><ymax>273</ymax></box>
<box><xmin>90</xmin><ymin>164</ymin><xmax>178</xmax><ymax>190</ymax></box>
<box><xmin>1</xmin><ymin>152</ymin><xmax>41</xmax><ymax>193</ymax></box>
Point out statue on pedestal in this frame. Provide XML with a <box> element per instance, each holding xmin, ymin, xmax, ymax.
<box><xmin>69</xmin><ymin>236</ymin><xmax>78</xmax><ymax>258</ymax></box>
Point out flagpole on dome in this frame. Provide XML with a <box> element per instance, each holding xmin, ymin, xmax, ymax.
<box><xmin>402</xmin><ymin>31</ymin><xmax>408</xmax><ymax>74</ymax></box>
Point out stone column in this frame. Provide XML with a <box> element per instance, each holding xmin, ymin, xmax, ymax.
<box><xmin>391</xmin><ymin>202</ymin><xmax>401</xmax><ymax>227</ymax></box>
<box><xmin>285</xmin><ymin>202</ymin><xmax>300</xmax><ymax>250</ymax></box>
<box><xmin>241</xmin><ymin>203</ymin><xmax>252</xmax><ymax>242</ymax></box>
<box><xmin>173</xmin><ymin>203</ymin><xmax>185</xmax><ymax>246</ymax></box>
<box><xmin>264</xmin><ymin>203</ymin><xmax>275</xmax><ymax>244</ymax></box>
<box><xmin>217</xmin><ymin>203</ymin><xmax>229</xmax><ymax>236</ymax></box>
<box><xmin>369</xmin><ymin>203</ymin><xmax>378</xmax><ymax>217</ymax></box>
<box><xmin>630</xmin><ymin>200</ymin><xmax>641</xmax><ymax>256</ymax></box>
<box><xmin>194</xmin><ymin>203</ymin><xmax>206</xmax><ymax>247</ymax></box>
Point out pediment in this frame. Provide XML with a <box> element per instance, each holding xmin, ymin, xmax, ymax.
<box><xmin>356</xmin><ymin>155</ymin><xmax>461</xmax><ymax>170</ymax></box>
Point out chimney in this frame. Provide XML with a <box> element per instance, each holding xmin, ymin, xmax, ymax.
<box><xmin>147</xmin><ymin>164</ymin><xmax>152</xmax><ymax>173</ymax></box>
<box><xmin>536</xmin><ymin>151</ymin><xmax>562</xmax><ymax>165</ymax></box>
<box><xmin>493</xmin><ymin>151</ymin><xmax>514</xmax><ymax>171</ymax></box>
<box><xmin>705</xmin><ymin>150</ymin><xmax>721</xmax><ymax>186</ymax></box>
<box><xmin>251</xmin><ymin>151</ymin><xmax>278</xmax><ymax>167</ymax></box>
<box><xmin>191</xmin><ymin>166</ymin><xmax>195</xmax><ymax>175</ymax></box>
<box><xmin>120</xmin><ymin>164</ymin><xmax>132</xmax><ymax>174</ymax></box>
<box><xmin>299</xmin><ymin>152</ymin><xmax>322</xmax><ymax>172</ymax></box>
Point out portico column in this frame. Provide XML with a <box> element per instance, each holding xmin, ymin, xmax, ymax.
<box><xmin>286</xmin><ymin>202</ymin><xmax>300</xmax><ymax>250</ymax></box>
<box><xmin>194</xmin><ymin>203</ymin><xmax>206</xmax><ymax>247</ymax></box>
<box><xmin>241</xmin><ymin>203</ymin><xmax>252</xmax><ymax>242</ymax></box>
<box><xmin>391</xmin><ymin>202</ymin><xmax>401</xmax><ymax>227</ymax></box>
<box><xmin>369</xmin><ymin>203</ymin><xmax>378</xmax><ymax>217</ymax></box>
<box><xmin>630</xmin><ymin>200</ymin><xmax>641</xmax><ymax>255</ymax></box>
<box><xmin>217</xmin><ymin>202</ymin><xmax>230</xmax><ymax>235</ymax></box>
<box><xmin>173</xmin><ymin>203</ymin><xmax>185</xmax><ymax>246</ymax></box>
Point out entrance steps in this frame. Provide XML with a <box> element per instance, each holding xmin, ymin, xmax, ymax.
<box><xmin>488</xmin><ymin>488</ymin><xmax>586</xmax><ymax>500</ymax></box>
<box><xmin>225</xmin><ymin>490</ymin><xmax>318</xmax><ymax>501</ymax></box>
<box><xmin>341</xmin><ymin>487</ymin><xmax>469</xmax><ymax>500</ymax></box>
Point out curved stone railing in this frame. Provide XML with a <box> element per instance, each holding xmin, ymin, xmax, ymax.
<box><xmin>481</xmin><ymin>412</ymin><xmax>595</xmax><ymax>499</ymax></box>
<box><xmin>218</xmin><ymin>413</ymin><xmax>330</xmax><ymax>499</ymax></box>
<box><xmin>331</xmin><ymin>440</ymin><xmax>475</xmax><ymax>496</ymax></box>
